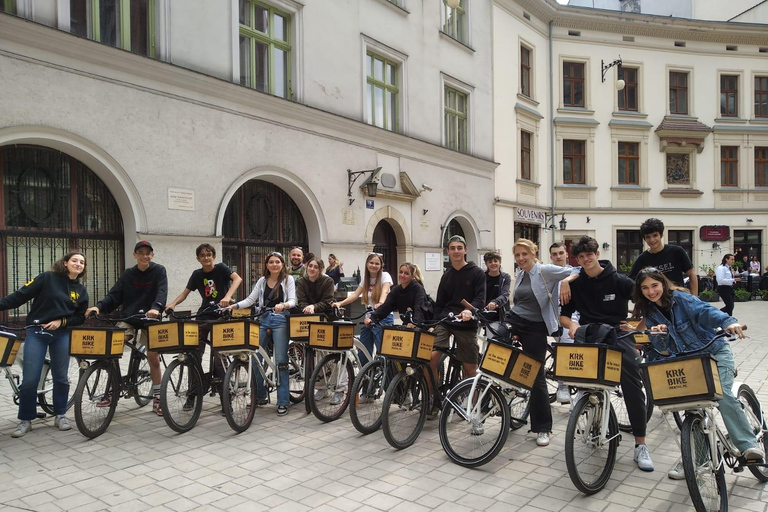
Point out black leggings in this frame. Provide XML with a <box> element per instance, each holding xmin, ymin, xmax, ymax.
<box><xmin>507</xmin><ymin>312</ymin><xmax>551</xmax><ymax>433</ymax></box>
<box><xmin>613</xmin><ymin>330</ymin><xmax>647</xmax><ymax>438</ymax></box>
<box><xmin>718</xmin><ymin>285</ymin><xmax>735</xmax><ymax>317</ymax></box>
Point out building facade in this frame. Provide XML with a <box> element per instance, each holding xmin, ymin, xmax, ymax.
<box><xmin>494</xmin><ymin>0</ymin><xmax>768</xmax><ymax>276</ymax></box>
<box><xmin>0</xmin><ymin>0</ymin><xmax>497</xmax><ymax>316</ymax></box>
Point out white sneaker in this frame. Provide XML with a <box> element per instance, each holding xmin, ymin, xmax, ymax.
<box><xmin>470</xmin><ymin>419</ymin><xmax>485</xmax><ymax>436</ymax></box>
<box><xmin>314</xmin><ymin>389</ymin><xmax>327</xmax><ymax>401</ymax></box>
<box><xmin>536</xmin><ymin>432</ymin><xmax>550</xmax><ymax>446</ymax></box>
<box><xmin>668</xmin><ymin>458</ymin><xmax>685</xmax><ymax>480</ymax></box>
<box><xmin>744</xmin><ymin>446</ymin><xmax>765</xmax><ymax>462</ymax></box>
<box><xmin>634</xmin><ymin>444</ymin><xmax>655</xmax><ymax>472</ymax></box>
<box><xmin>556</xmin><ymin>383</ymin><xmax>571</xmax><ymax>404</ymax></box>
<box><xmin>329</xmin><ymin>392</ymin><xmax>344</xmax><ymax>406</ymax></box>
<box><xmin>54</xmin><ymin>415</ymin><xmax>71</xmax><ymax>431</ymax></box>
<box><xmin>12</xmin><ymin>420</ymin><xmax>31</xmax><ymax>438</ymax></box>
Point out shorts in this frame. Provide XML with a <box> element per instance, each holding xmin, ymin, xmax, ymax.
<box><xmin>117</xmin><ymin>321</ymin><xmax>149</xmax><ymax>349</ymax></box>
<box><xmin>432</xmin><ymin>324</ymin><xmax>480</xmax><ymax>364</ymax></box>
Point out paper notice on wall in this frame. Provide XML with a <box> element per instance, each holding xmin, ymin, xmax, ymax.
<box><xmin>425</xmin><ymin>252</ymin><xmax>441</xmax><ymax>271</ymax></box>
<box><xmin>168</xmin><ymin>188</ymin><xmax>195</xmax><ymax>211</ymax></box>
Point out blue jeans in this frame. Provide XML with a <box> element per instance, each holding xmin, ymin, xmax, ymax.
<box><xmin>19</xmin><ymin>328</ymin><xmax>71</xmax><ymax>420</ymax></box>
<box><xmin>713</xmin><ymin>345</ymin><xmax>759</xmax><ymax>452</ymax></box>
<box><xmin>256</xmin><ymin>312</ymin><xmax>290</xmax><ymax>406</ymax></box>
<box><xmin>358</xmin><ymin>313</ymin><xmax>393</xmax><ymax>367</ymax></box>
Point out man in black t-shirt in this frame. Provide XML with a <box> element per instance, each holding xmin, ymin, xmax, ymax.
<box><xmin>628</xmin><ymin>218</ymin><xmax>697</xmax><ymax>295</ymax></box>
<box><xmin>483</xmin><ymin>251</ymin><xmax>511</xmax><ymax>320</ymax></box>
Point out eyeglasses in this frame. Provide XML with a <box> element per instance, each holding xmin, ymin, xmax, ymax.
<box><xmin>290</xmin><ymin>246</ymin><xmax>303</xmax><ymax>251</ymax></box>
<box><xmin>368</xmin><ymin>252</ymin><xmax>384</xmax><ymax>258</ymax></box>
<box><xmin>267</xmin><ymin>252</ymin><xmax>284</xmax><ymax>259</ymax></box>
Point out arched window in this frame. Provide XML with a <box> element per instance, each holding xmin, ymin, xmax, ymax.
<box><xmin>0</xmin><ymin>145</ymin><xmax>124</xmax><ymax>321</ymax></box>
<box><xmin>372</xmin><ymin>220</ymin><xmax>397</xmax><ymax>276</ymax></box>
<box><xmin>222</xmin><ymin>179</ymin><xmax>308</xmax><ymax>293</ymax></box>
<box><xmin>442</xmin><ymin>218</ymin><xmax>465</xmax><ymax>270</ymax></box>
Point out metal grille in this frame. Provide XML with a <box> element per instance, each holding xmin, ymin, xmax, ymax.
<box><xmin>0</xmin><ymin>146</ymin><xmax>124</xmax><ymax>323</ymax></box>
<box><xmin>223</xmin><ymin>179</ymin><xmax>308</xmax><ymax>295</ymax></box>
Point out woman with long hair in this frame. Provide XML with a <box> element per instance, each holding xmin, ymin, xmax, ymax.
<box><xmin>505</xmin><ymin>238</ymin><xmax>576</xmax><ymax>447</ymax></box>
<box><xmin>332</xmin><ymin>253</ymin><xmax>392</xmax><ymax>366</ymax></box>
<box><xmin>0</xmin><ymin>252</ymin><xmax>89</xmax><ymax>437</ymax></box>
<box><xmin>326</xmin><ymin>254</ymin><xmax>344</xmax><ymax>287</ymax></box>
<box><xmin>228</xmin><ymin>252</ymin><xmax>296</xmax><ymax>416</ymax></box>
<box><xmin>296</xmin><ymin>257</ymin><xmax>335</xmax><ymax>316</ymax></box>
<box><xmin>366</xmin><ymin>262</ymin><xmax>427</xmax><ymax>328</ymax></box>
<box><xmin>632</xmin><ymin>267</ymin><xmax>763</xmax><ymax>473</ymax></box>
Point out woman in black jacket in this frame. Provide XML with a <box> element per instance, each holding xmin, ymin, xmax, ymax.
<box><xmin>0</xmin><ymin>252</ymin><xmax>89</xmax><ymax>437</ymax></box>
<box><xmin>365</xmin><ymin>262</ymin><xmax>427</xmax><ymax>328</ymax></box>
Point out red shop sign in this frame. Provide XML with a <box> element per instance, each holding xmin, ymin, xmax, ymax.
<box><xmin>700</xmin><ymin>226</ymin><xmax>730</xmax><ymax>241</ymax></box>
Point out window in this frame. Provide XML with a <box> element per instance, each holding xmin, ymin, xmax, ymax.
<box><xmin>618</xmin><ymin>142</ymin><xmax>639</xmax><ymax>185</ymax></box>
<box><xmin>520</xmin><ymin>46</ymin><xmax>531</xmax><ymax>98</ymax></box>
<box><xmin>366</xmin><ymin>52</ymin><xmax>399</xmax><ymax>132</ymax></box>
<box><xmin>520</xmin><ymin>130</ymin><xmax>531</xmax><ymax>180</ymax></box>
<box><xmin>756</xmin><ymin>76</ymin><xmax>768</xmax><ymax>118</ymax></box>
<box><xmin>239</xmin><ymin>0</ymin><xmax>291</xmax><ymax>98</ymax></box>
<box><xmin>618</xmin><ymin>67</ymin><xmax>638</xmax><ymax>111</ymax></box>
<box><xmin>1</xmin><ymin>0</ymin><xmax>16</xmax><ymax>14</ymax></box>
<box><xmin>70</xmin><ymin>0</ymin><xmax>155</xmax><ymax>57</ymax></box>
<box><xmin>617</xmin><ymin>230</ymin><xmax>643</xmax><ymax>274</ymax></box>
<box><xmin>563</xmin><ymin>62</ymin><xmax>584</xmax><ymax>107</ymax></box>
<box><xmin>721</xmin><ymin>146</ymin><xmax>738</xmax><ymax>186</ymax></box>
<box><xmin>757</xmin><ymin>147</ymin><xmax>768</xmax><ymax>187</ymax></box>
<box><xmin>443</xmin><ymin>0</ymin><xmax>467</xmax><ymax>44</ymax></box>
<box><xmin>563</xmin><ymin>140</ymin><xmax>585</xmax><ymax>184</ymax></box>
<box><xmin>669</xmin><ymin>71</ymin><xmax>688</xmax><ymax>115</ymax></box>
<box><xmin>720</xmin><ymin>75</ymin><xmax>738</xmax><ymax>117</ymax></box>
<box><xmin>444</xmin><ymin>86</ymin><xmax>468</xmax><ymax>153</ymax></box>
<box><xmin>667</xmin><ymin>230</ymin><xmax>693</xmax><ymax>262</ymax></box>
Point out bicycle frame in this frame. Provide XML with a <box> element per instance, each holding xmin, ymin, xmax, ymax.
<box><xmin>569</xmin><ymin>383</ymin><xmax>623</xmax><ymax>448</ymax></box>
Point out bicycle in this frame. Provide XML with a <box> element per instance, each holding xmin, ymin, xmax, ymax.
<box><xmin>285</xmin><ymin>313</ymin><xmax>325</xmax><ymax>410</ymax></box>
<box><xmin>379</xmin><ymin>312</ymin><xmax>467</xmax><ymax>450</ymax></box>
<box><xmin>306</xmin><ymin>306</ymin><xmax>373</xmax><ymax>423</ymax></box>
<box><xmin>71</xmin><ymin>312</ymin><xmax>161</xmax><ymax>438</ymax></box>
<box><xmin>1</xmin><ymin>323</ymin><xmax>81</xmax><ymax>417</ymax></box>
<box><xmin>640</xmin><ymin>326</ymin><xmax>768</xmax><ymax>512</ymax></box>
<box><xmin>439</xmin><ymin>308</ymin><xmax>544</xmax><ymax>467</ymax></box>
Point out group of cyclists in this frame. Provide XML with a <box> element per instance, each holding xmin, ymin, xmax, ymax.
<box><xmin>1</xmin><ymin>218</ymin><xmax>763</xmax><ymax>486</ymax></box>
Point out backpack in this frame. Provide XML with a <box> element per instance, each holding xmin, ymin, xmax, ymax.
<box><xmin>574</xmin><ymin>323</ymin><xmax>617</xmax><ymax>346</ymax></box>
<box><xmin>422</xmin><ymin>293</ymin><xmax>436</xmax><ymax>322</ymax></box>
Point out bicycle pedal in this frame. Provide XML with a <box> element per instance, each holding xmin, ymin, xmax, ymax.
<box><xmin>36</xmin><ymin>412</ymin><xmax>46</xmax><ymax>419</ymax></box>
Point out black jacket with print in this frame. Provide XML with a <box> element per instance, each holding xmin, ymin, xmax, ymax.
<box><xmin>0</xmin><ymin>271</ymin><xmax>88</xmax><ymax>326</ymax></box>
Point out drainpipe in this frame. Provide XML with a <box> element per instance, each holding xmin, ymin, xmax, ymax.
<box><xmin>548</xmin><ymin>20</ymin><xmax>556</xmax><ymax>243</ymax></box>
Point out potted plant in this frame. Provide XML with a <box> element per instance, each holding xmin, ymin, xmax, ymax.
<box><xmin>734</xmin><ymin>288</ymin><xmax>752</xmax><ymax>302</ymax></box>
<box><xmin>760</xmin><ymin>289</ymin><xmax>768</xmax><ymax>301</ymax></box>
<box><xmin>618</xmin><ymin>262</ymin><xmax>633</xmax><ymax>274</ymax></box>
<box><xmin>733</xmin><ymin>261</ymin><xmax>744</xmax><ymax>272</ymax></box>
<box><xmin>699</xmin><ymin>289</ymin><xmax>720</xmax><ymax>302</ymax></box>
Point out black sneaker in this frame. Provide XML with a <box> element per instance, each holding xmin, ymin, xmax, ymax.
<box><xmin>277</xmin><ymin>405</ymin><xmax>288</xmax><ymax>416</ymax></box>
<box><xmin>183</xmin><ymin>396</ymin><xmax>196</xmax><ymax>412</ymax></box>
<box><xmin>256</xmin><ymin>397</ymin><xmax>269</xmax><ymax>406</ymax></box>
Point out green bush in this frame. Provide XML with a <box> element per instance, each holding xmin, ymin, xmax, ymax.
<box><xmin>734</xmin><ymin>288</ymin><xmax>752</xmax><ymax>302</ymax></box>
<box><xmin>699</xmin><ymin>289</ymin><xmax>719</xmax><ymax>302</ymax></box>
<box><xmin>759</xmin><ymin>289</ymin><xmax>768</xmax><ymax>301</ymax></box>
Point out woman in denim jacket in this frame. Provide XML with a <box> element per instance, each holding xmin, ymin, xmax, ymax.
<box><xmin>632</xmin><ymin>267</ymin><xmax>762</xmax><ymax>464</ymax></box>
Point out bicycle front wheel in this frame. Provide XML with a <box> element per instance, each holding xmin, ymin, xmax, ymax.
<box><xmin>737</xmin><ymin>384</ymin><xmax>768</xmax><ymax>482</ymax></box>
<box><xmin>128</xmin><ymin>349</ymin><xmax>153</xmax><ymax>407</ymax></box>
<box><xmin>222</xmin><ymin>358</ymin><xmax>256</xmax><ymax>433</ymax></box>
<box><xmin>288</xmin><ymin>342</ymin><xmax>306</xmax><ymax>404</ymax></box>
<box><xmin>439</xmin><ymin>377</ymin><xmax>510</xmax><ymax>468</ymax></box>
<box><xmin>308</xmin><ymin>353</ymin><xmax>354</xmax><ymax>423</ymax></box>
<box><xmin>681</xmin><ymin>414</ymin><xmax>728</xmax><ymax>512</ymax></box>
<box><xmin>565</xmin><ymin>393</ymin><xmax>619</xmax><ymax>495</ymax></box>
<box><xmin>38</xmin><ymin>356</ymin><xmax>82</xmax><ymax>415</ymax></box>
<box><xmin>382</xmin><ymin>369</ymin><xmax>428</xmax><ymax>450</ymax></box>
<box><xmin>160</xmin><ymin>358</ymin><xmax>203</xmax><ymax>433</ymax></box>
<box><xmin>350</xmin><ymin>359</ymin><xmax>387</xmax><ymax>435</ymax></box>
<box><xmin>611</xmin><ymin>384</ymin><xmax>654</xmax><ymax>433</ymax></box>
<box><xmin>74</xmin><ymin>361</ymin><xmax>118</xmax><ymax>439</ymax></box>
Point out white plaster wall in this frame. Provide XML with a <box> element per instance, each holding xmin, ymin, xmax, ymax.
<box><xmin>169</xmin><ymin>0</ymin><xmax>233</xmax><ymax>79</ymax></box>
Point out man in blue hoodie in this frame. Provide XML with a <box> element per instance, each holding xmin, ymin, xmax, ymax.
<box><xmin>559</xmin><ymin>236</ymin><xmax>654</xmax><ymax>472</ymax></box>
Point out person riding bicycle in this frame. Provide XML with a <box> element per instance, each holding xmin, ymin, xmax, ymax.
<box><xmin>632</xmin><ymin>266</ymin><xmax>764</xmax><ymax>477</ymax></box>
<box><xmin>482</xmin><ymin>251</ymin><xmax>511</xmax><ymax>321</ymax></box>
<box><xmin>296</xmin><ymin>257</ymin><xmax>335</xmax><ymax>316</ymax></box>
<box><xmin>0</xmin><ymin>252</ymin><xmax>88</xmax><ymax>437</ymax></box>
<box><xmin>85</xmin><ymin>241</ymin><xmax>167</xmax><ymax>415</ymax></box>
<box><xmin>165</xmin><ymin>243</ymin><xmax>243</xmax><ymax>405</ymax></box>
<box><xmin>227</xmin><ymin>251</ymin><xmax>296</xmax><ymax>416</ymax></box>
<box><xmin>559</xmin><ymin>236</ymin><xmax>654</xmax><ymax>471</ymax></box>
<box><xmin>365</xmin><ymin>262</ymin><xmax>427</xmax><ymax>328</ymax></box>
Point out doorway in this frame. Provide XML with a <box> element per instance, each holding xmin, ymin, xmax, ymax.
<box><xmin>373</xmin><ymin>220</ymin><xmax>398</xmax><ymax>275</ymax></box>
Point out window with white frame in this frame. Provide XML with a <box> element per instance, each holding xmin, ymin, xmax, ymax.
<box><xmin>442</xmin><ymin>0</ymin><xmax>467</xmax><ymax>45</ymax></box>
<box><xmin>70</xmin><ymin>0</ymin><xmax>156</xmax><ymax>57</ymax></box>
<box><xmin>366</xmin><ymin>52</ymin><xmax>399</xmax><ymax>132</ymax></box>
<box><xmin>239</xmin><ymin>0</ymin><xmax>292</xmax><ymax>99</ymax></box>
<box><xmin>1</xmin><ymin>0</ymin><xmax>16</xmax><ymax>14</ymax></box>
<box><xmin>444</xmin><ymin>85</ymin><xmax>468</xmax><ymax>153</ymax></box>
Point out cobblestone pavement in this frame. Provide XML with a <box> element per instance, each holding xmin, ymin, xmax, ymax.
<box><xmin>1</xmin><ymin>300</ymin><xmax>767</xmax><ymax>512</ymax></box>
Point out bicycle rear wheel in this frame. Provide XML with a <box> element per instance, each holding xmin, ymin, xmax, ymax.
<box><xmin>544</xmin><ymin>346</ymin><xmax>559</xmax><ymax>403</ymax></box>
<box><xmin>128</xmin><ymin>350</ymin><xmax>153</xmax><ymax>407</ymax></box>
<box><xmin>681</xmin><ymin>414</ymin><xmax>728</xmax><ymax>512</ymax></box>
<box><xmin>439</xmin><ymin>377</ymin><xmax>510</xmax><ymax>468</ymax></box>
<box><xmin>308</xmin><ymin>353</ymin><xmax>354</xmax><ymax>422</ymax></box>
<box><xmin>507</xmin><ymin>388</ymin><xmax>531</xmax><ymax>430</ymax></box>
<box><xmin>222</xmin><ymin>358</ymin><xmax>256</xmax><ymax>433</ymax></box>
<box><xmin>611</xmin><ymin>384</ymin><xmax>654</xmax><ymax>433</ymax></box>
<box><xmin>38</xmin><ymin>356</ymin><xmax>82</xmax><ymax>415</ymax></box>
<box><xmin>74</xmin><ymin>361</ymin><xmax>118</xmax><ymax>439</ymax></box>
<box><xmin>160</xmin><ymin>358</ymin><xmax>203</xmax><ymax>433</ymax></box>
<box><xmin>737</xmin><ymin>384</ymin><xmax>768</xmax><ymax>482</ymax></box>
<box><xmin>288</xmin><ymin>342</ymin><xmax>306</xmax><ymax>404</ymax></box>
<box><xmin>350</xmin><ymin>358</ymin><xmax>387</xmax><ymax>435</ymax></box>
<box><xmin>565</xmin><ymin>393</ymin><xmax>619</xmax><ymax>495</ymax></box>
<box><xmin>382</xmin><ymin>369</ymin><xmax>428</xmax><ymax>450</ymax></box>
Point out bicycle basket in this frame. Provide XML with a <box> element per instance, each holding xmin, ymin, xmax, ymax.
<box><xmin>289</xmin><ymin>314</ymin><xmax>325</xmax><ymax>341</ymax></box>
<box><xmin>69</xmin><ymin>327</ymin><xmax>126</xmax><ymax>359</ymax></box>
<box><xmin>211</xmin><ymin>320</ymin><xmax>260</xmax><ymax>353</ymax></box>
<box><xmin>380</xmin><ymin>325</ymin><xmax>435</xmax><ymax>363</ymax></box>
<box><xmin>0</xmin><ymin>331</ymin><xmax>21</xmax><ymax>367</ymax></box>
<box><xmin>552</xmin><ymin>343</ymin><xmax>623</xmax><ymax>387</ymax></box>
<box><xmin>480</xmin><ymin>339</ymin><xmax>543</xmax><ymax>390</ymax></box>
<box><xmin>147</xmin><ymin>321</ymin><xmax>200</xmax><ymax>353</ymax></box>
<box><xmin>308</xmin><ymin>321</ymin><xmax>354</xmax><ymax>350</ymax></box>
<box><xmin>641</xmin><ymin>353</ymin><xmax>723</xmax><ymax>408</ymax></box>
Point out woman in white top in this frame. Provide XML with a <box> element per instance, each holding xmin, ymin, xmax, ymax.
<box><xmin>228</xmin><ymin>251</ymin><xmax>296</xmax><ymax>416</ymax></box>
<box><xmin>332</xmin><ymin>253</ymin><xmax>392</xmax><ymax>366</ymax></box>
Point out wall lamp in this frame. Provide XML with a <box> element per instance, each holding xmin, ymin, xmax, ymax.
<box><xmin>445</xmin><ymin>0</ymin><xmax>461</xmax><ymax>9</ymax></box>
<box><xmin>602</xmin><ymin>242</ymin><xmax>610</xmax><ymax>250</ymax></box>
<box><xmin>347</xmin><ymin>167</ymin><xmax>381</xmax><ymax>205</ymax></box>
<box><xmin>544</xmin><ymin>213</ymin><xmax>567</xmax><ymax>230</ymax></box>
<box><xmin>747</xmin><ymin>217</ymin><xmax>754</xmax><ymax>222</ymax></box>
<box><xmin>601</xmin><ymin>56</ymin><xmax>625</xmax><ymax>91</ymax></box>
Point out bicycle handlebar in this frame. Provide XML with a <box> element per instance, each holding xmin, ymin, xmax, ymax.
<box><xmin>633</xmin><ymin>325</ymin><xmax>746</xmax><ymax>359</ymax></box>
